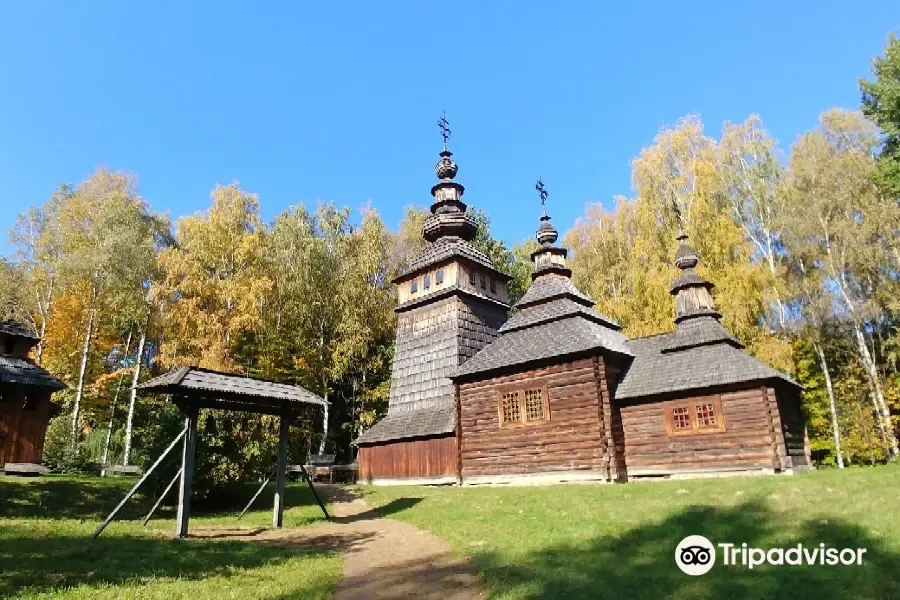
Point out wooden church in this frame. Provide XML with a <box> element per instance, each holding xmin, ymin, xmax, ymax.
<box><xmin>355</xmin><ymin>132</ymin><xmax>809</xmax><ymax>485</ymax></box>
<box><xmin>0</xmin><ymin>319</ymin><xmax>66</xmax><ymax>470</ymax></box>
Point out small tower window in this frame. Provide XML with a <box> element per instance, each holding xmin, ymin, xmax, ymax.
<box><xmin>424</xmin><ymin>274</ymin><xmax>431</xmax><ymax>290</ymax></box>
<box><xmin>469</xmin><ymin>270</ymin><xmax>476</xmax><ymax>286</ymax></box>
<box><xmin>3</xmin><ymin>338</ymin><xmax>14</xmax><ymax>355</ymax></box>
<box><xmin>480</xmin><ymin>275</ymin><xmax>486</xmax><ymax>289</ymax></box>
<box><xmin>489</xmin><ymin>278</ymin><xmax>496</xmax><ymax>293</ymax></box>
<box><xmin>436</xmin><ymin>269</ymin><xmax>444</xmax><ymax>285</ymax></box>
<box><xmin>410</xmin><ymin>279</ymin><xmax>418</xmax><ymax>294</ymax></box>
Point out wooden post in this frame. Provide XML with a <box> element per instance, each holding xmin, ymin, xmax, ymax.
<box><xmin>273</xmin><ymin>408</ymin><xmax>289</xmax><ymax>528</ymax></box>
<box><xmin>175</xmin><ymin>405</ymin><xmax>198</xmax><ymax>538</ymax></box>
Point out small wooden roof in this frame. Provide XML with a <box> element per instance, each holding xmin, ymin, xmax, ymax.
<box><xmin>138</xmin><ymin>366</ymin><xmax>327</xmax><ymax>415</ymax></box>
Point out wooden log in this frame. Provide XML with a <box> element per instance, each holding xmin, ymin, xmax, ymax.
<box><xmin>93</xmin><ymin>424</ymin><xmax>187</xmax><ymax>540</ymax></box>
<box><xmin>175</xmin><ymin>407</ymin><xmax>198</xmax><ymax>539</ymax></box>
<box><xmin>273</xmin><ymin>409</ymin><xmax>289</xmax><ymax>528</ymax></box>
<box><xmin>142</xmin><ymin>466</ymin><xmax>182</xmax><ymax>526</ymax></box>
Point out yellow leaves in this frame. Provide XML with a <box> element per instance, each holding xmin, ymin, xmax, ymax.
<box><xmin>571</xmin><ymin>113</ymin><xmax>789</xmax><ymax>367</ymax></box>
<box><xmin>159</xmin><ymin>183</ymin><xmax>271</xmax><ymax>371</ymax></box>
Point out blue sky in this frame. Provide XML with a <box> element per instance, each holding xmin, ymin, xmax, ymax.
<box><xmin>0</xmin><ymin>2</ymin><xmax>896</xmax><ymax>255</ymax></box>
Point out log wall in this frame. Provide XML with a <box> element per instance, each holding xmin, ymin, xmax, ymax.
<box><xmin>619</xmin><ymin>386</ymin><xmax>786</xmax><ymax>477</ymax></box>
<box><xmin>457</xmin><ymin>358</ymin><xmax>609</xmax><ymax>480</ymax></box>
<box><xmin>771</xmin><ymin>387</ymin><xmax>811</xmax><ymax>469</ymax></box>
<box><xmin>357</xmin><ymin>435</ymin><xmax>457</xmax><ymax>483</ymax></box>
<box><xmin>0</xmin><ymin>387</ymin><xmax>54</xmax><ymax>467</ymax></box>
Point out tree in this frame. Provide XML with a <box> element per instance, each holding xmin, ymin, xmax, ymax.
<box><xmin>783</xmin><ymin>109</ymin><xmax>900</xmax><ymax>457</ymax></box>
<box><xmin>718</xmin><ymin>116</ymin><xmax>789</xmax><ymax>328</ymax></box>
<box><xmin>53</xmin><ymin>170</ymin><xmax>163</xmax><ymax>438</ymax></box>
<box><xmin>861</xmin><ymin>31</ymin><xmax>900</xmax><ymax>198</ymax></box>
<box><xmin>570</xmin><ymin>115</ymin><xmax>791</xmax><ymax>372</ymax></box>
<box><xmin>158</xmin><ymin>183</ymin><xmax>270</xmax><ymax>371</ymax></box>
<box><xmin>9</xmin><ymin>186</ymin><xmax>68</xmax><ymax>363</ymax></box>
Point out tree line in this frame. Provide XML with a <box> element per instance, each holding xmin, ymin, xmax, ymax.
<box><xmin>2</xmin><ymin>32</ymin><xmax>898</xmax><ymax>483</ymax></box>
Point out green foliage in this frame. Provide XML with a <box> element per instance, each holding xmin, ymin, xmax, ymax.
<box><xmin>41</xmin><ymin>413</ymin><xmax>87</xmax><ymax>473</ymax></box>
<box><xmin>861</xmin><ymin>31</ymin><xmax>900</xmax><ymax>197</ymax></box>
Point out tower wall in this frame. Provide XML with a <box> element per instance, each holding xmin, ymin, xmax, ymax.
<box><xmin>389</xmin><ymin>294</ymin><xmax>507</xmax><ymax>412</ymax></box>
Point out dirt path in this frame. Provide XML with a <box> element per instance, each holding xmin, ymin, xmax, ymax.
<box><xmin>192</xmin><ymin>485</ymin><xmax>484</xmax><ymax>600</ymax></box>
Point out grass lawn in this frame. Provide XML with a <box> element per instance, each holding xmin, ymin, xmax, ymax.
<box><xmin>357</xmin><ymin>465</ymin><xmax>900</xmax><ymax>600</ymax></box>
<box><xmin>0</xmin><ymin>475</ymin><xmax>341</xmax><ymax>599</ymax></box>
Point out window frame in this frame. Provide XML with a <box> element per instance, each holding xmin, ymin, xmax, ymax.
<box><xmin>489</xmin><ymin>278</ymin><xmax>496</xmax><ymax>293</ymax></box>
<box><xmin>664</xmin><ymin>395</ymin><xmax>726</xmax><ymax>436</ymax></box>
<box><xmin>423</xmin><ymin>274</ymin><xmax>431</xmax><ymax>290</ymax></box>
<box><xmin>496</xmin><ymin>382</ymin><xmax>550</xmax><ymax>428</ymax></box>
<box><xmin>436</xmin><ymin>269</ymin><xmax>444</xmax><ymax>285</ymax></box>
<box><xmin>410</xmin><ymin>279</ymin><xmax>418</xmax><ymax>294</ymax></box>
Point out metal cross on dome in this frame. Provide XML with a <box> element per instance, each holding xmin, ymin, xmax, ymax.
<box><xmin>535</xmin><ymin>178</ymin><xmax>549</xmax><ymax>207</ymax></box>
<box><xmin>438</xmin><ymin>112</ymin><xmax>451</xmax><ymax>147</ymax></box>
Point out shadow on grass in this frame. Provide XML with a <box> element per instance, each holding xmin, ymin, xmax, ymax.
<box><xmin>0</xmin><ymin>476</ymin><xmax>152</xmax><ymax>519</ymax></box>
<box><xmin>462</xmin><ymin>500</ymin><xmax>900</xmax><ymax>600</ymax></box>
<box><xmin>0</xmin><ymin>527</ymin><xmax>333</xmax><ymax>598</ymax></box>
<box><xmin>0</xmin><ymin>476</ymin><xmax>330</xmax><ymax>525</ymax></box>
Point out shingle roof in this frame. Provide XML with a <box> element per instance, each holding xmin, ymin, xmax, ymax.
<box><xmin>139</xmin><ymin>366</ymin><xmax>327</xmax><ymax>406</ymax></box>
<box><xmin>515</xmin><ymin>275</ymin><xmax>595</xmax><ymax>309</ymax></box>
<box><xmin>452</xmin><ymin>274</ymin><xmax>629</xmax><ymax>380</ymax></box>
<box><xmin>396</xmin><ymin>237</ymin><xmax>507</xmax><ymax>280</ymax></box>
<box><xmin>354</xmin><ymin>404</ymin><xmax>456</xmax><ymax>444</ymax></box>
<box><xmin>0</xmin><ymin>319</ymin><xmax>40</xmax><ymax>341</ymax></box>
<box><xmin>0</xmin><ymin>356</ymin><xmax>66</xmax><ymax>390</ymax></box>
<box><xmin>500</xmin><ymin>297</ymin><xmax>619</xmax><ymax>333</ymax></box>
<box><xmin>661</xmin><ymin>317</ymin><xmax>742</xmax><ymax>352</ymax></box>
<box><xmin>615</xmin><ymin>328</ymin><xmax>797</xmax><ymax>400</ymax></box>
<box><xmin>454</xmin><ymin>314</ymin><xmax>632</xmax><ymax>380</ymax></box>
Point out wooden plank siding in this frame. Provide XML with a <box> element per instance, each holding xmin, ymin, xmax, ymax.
<box><xmin>619</xmin><ymin>386</ymin><xmax>789</xmax><ymax>477</ymax></box>
<box><xmin>458</xmin><ymin>358</ymin><xmax>613</xmax><ymax>481</ymax></box>
<box><xmin>773</xmin><ymin>387</ymin><xmax>812</xmax><ymax>469</ymax></box>
<box><xmin>0</xmin><ymin>387</ymin><xmax>54</xmax><ymax>467</ymax></box>
<box><xmin>357</xmin><ymin>435</ymin><xmax>457</xmax><ymax>483</ymax></box>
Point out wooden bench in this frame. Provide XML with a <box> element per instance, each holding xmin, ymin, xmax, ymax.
<box><xmin>330</xmin><ymin>463</ymin><xmax>358</xmax><ymax>484</ymax></box>
<box><xmin>2</xmin><ymin>462</ymin><xmax>50</xmax><ymax>476</ymax></box>
<box><xmin>305</xmin><ymin>454</ymin><xmax>335</xmax><ymax>482</ymax></box>
<box><xmin>107</xmin><ymin>465</ymin><xmax>143</xmax><ymax>477</ymax></box>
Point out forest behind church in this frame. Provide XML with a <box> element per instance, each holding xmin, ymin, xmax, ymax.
<box><xmin>2</xmin><ymin>33</ymin><xmax>899</xmax><ymax>489</ymax></box>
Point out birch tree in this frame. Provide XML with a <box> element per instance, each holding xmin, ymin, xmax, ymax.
<box><xmin>784</xmin><ymin>109</ymin><xmax>899</xmax><ymax>457</ymax></box>
<box><xmin>719</xmin><ymin>116</ymin><xmax>788</xmax><ymax>328</ymax></box>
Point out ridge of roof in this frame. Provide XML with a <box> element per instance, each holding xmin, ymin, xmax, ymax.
<box><xmin>514</xmin><ymin>275</ymin><xmax>594</xmax><ymax>310</ymax></box>
<box><xmin>500</xmin><ymin>297</ymin><xmax>620</xmax><ymax>333</ymax></box>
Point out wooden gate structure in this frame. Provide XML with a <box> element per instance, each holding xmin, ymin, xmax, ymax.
<box><xmin>93</xmin><ymin>366</ymin><xmax>330</xmax><ymax>539</ymax></box>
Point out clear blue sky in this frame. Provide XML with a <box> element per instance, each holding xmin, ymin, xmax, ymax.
<box><xmin>0</xmin><ymin>2</ymin><xmax>896</xmax><ymax>255</ymax></box>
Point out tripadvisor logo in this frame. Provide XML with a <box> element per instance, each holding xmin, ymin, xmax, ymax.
<box><xmin>675</xmin><ymin>535</ymin><xmax>867</xmax><ymax>576</ymax></box>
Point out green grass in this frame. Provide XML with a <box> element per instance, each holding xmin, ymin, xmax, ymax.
<box><xmin>357</xmin><ymin>465</ymin><xmax>900</xmax><ymax>600</ymax></box>
<box><xmin>0</xmin><ymin>475</ymin><xmax>341</xmax><ymax>599</ymax></box>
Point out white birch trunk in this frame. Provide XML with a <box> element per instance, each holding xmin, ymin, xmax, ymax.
<box><xmin>318</xmin><ymin>386</ymin><xmax>329</xmax><ymax>455</ymax></box>
<box><xmin>123</xmin><ymin>317</ymin><xmax>148</xmax><ymax>466</ymax></box>
<box><xmin>70</xmin><ymin>289</ymin><xmax>96</xmax><ymax>439</ymax></box>
<box><xmin>853</xmin><ymin>324</ymin><xmax>899</xmax><ymax>457</ymax></box>
<box><xmin>101</xmin><ymin>328</ymin><xmax>133</xmax><ymax>476</ymax></box>
<box><xmin>813</xmin><ymin>342</ymin><xmax>843</xmax><ymax>468</ymax></box>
